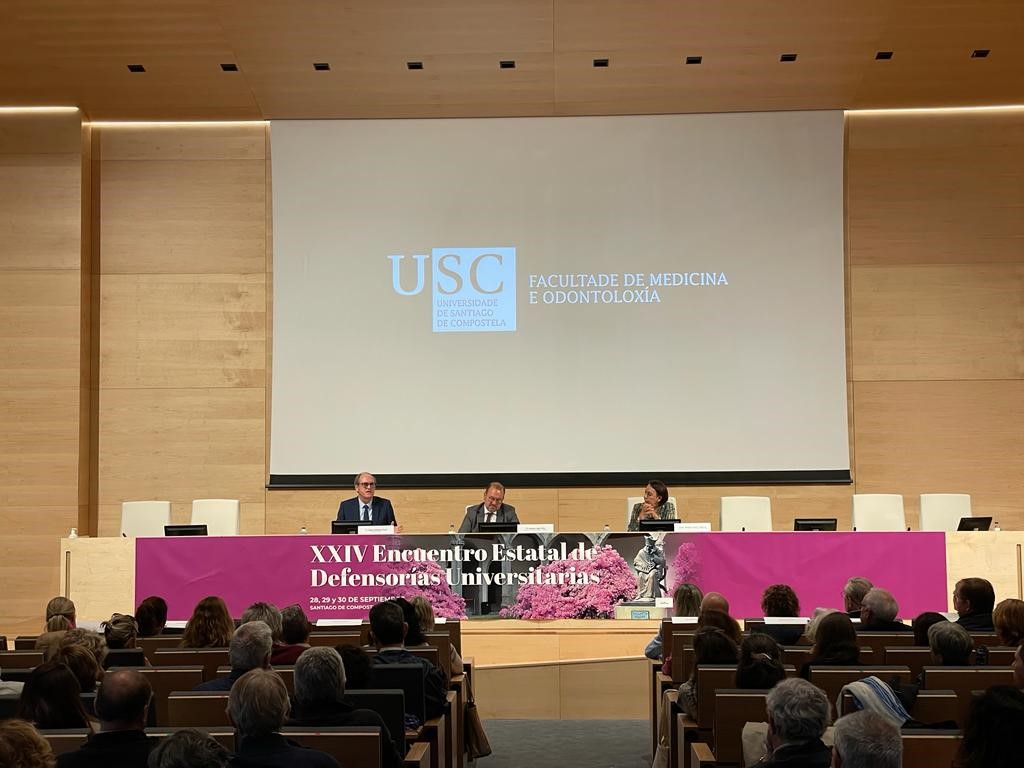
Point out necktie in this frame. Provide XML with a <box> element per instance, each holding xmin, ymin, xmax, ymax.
<box><xmin>487</xmin><ymin>511</ymin><xmax>496</xmax><ymax>523</ymax></box>
<box><xmin>362</xmin><ymin>504</ymin><xmax>370</xmax><ymax>522</ymax></box>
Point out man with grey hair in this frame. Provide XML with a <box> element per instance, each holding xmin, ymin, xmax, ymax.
<box><xmin>831</xmin><ymin>710</ymin><xmax>901</xmax><ymax>768</ymax></box>
<box><xmin>859</xmin><ymin>588</ymin><xmax>912</xmax><ymax>632</ymax></box>
<box><xmin>288</xmin><ymin>646</ymin><xmax>404</xmax><ymax>768</ymax></box>
<box><xmin>928</xmin><ymin>620</ymin><xmax>973</xmax><ymax>665</ymax></box>
<box><xmin>194</xmin><ymin>621</ymin><xmax>272</xmax><ymax>691</ymax></box>
<box><xmin>760</xmin><ymin>677</ymin><xmax>832</xmax><ymax>767</ymax></box>
<box><xmin>241</xmin><ymin>602</ymin><xmax>283</xmax><ymax>641</ymax></box>
<box><xmin>843</xmin><ymin>577</ymin><xmax>873</xmax><ymax>617</ymax></box>
<box><xmin>148</xmin><ymin>728</ymin><xmax>230</xmax><ymax>768</ymax></box>
<box><xmin>228</xmin><ymin>668</ymin><xmax>338</xmax><ymax>767</ymax></box>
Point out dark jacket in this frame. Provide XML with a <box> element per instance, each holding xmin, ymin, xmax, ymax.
<box><xmin>753</xmin><ymin>623</ymin><xmax>806</xmax><ymax>646</ymax></box>
<box><xmin>289</xmin><ymin>700</ymin><xmax>404</xmax><ymax>768</ymax></box>
<box><xmin>956</xmin><ymin>612</ymin><xmax>995</xmax><ymax>632</ymax></box>
<box><xmin>374</xmin><ymin>648</ymin><xmax>448</xmax><ymax>720</ymax></box>
<box><xmin>194</xmin><ymin>666</ymin><xmax>249</xmax><ymax>691</ymax></box>
<box><xmin>56</xmin><ymin>729</ymin><xmax>158</xmax><ymax>768</ymax></box>
<box><xmin>758</xmin><ymin>738</ymin><xmax>832</xmax><ymax>767</ymax></box>
<box><xmin>859</xmin><ymin>618</ymin><xmax>913</xmax><ymax>632</ymax></box>
<box><xmin>231</xmin><ymin>733</ymin><xmax>339</xmax><ymax>768</ymax></box>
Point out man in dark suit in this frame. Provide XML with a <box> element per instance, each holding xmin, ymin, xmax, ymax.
<box><xmin>337</xmin><ymin>472</ymin><xmax>397</xmax><ymax>526</ymax></box>
<box><xmin>858</xmin><ymin>588</ymin><xmax>913</xmax><ymax>632</ymax></box>
<box><xmin>458</xmin><ymin>481</ymin><xmax>518</xmax><ymax>532</ymax></box>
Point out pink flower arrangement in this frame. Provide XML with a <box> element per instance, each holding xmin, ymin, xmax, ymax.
<box><xmin>668</xmin><ymin>541</ymin><xmax>701</xmax><ymax>593</ymax></box>
<box><xmin>378</xmin><ymin>551</ymin><xmax>467</xmax><ymax>619</ymax></box>
<box><xmin>500</xmin><ymin>544</ymin><xmax>638</xmax><ymax>619</ymax></box>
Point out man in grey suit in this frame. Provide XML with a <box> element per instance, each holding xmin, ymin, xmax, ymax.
<box><xmin>459</xmin><ymin>482</ymin><xmax>519</xmax><ymax>532</ymax></box>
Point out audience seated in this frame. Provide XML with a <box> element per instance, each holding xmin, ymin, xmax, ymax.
<box><xmin>337</xmin><ymin>645</ymin><xmax>372</xmax><ymax>690</ymax></box>
<box><xmin>677</xmin><ymin>627</ymin><xmax>741</xmax><ymax>718</ymax></box>
<box><xmin>288</xmin><ymin>646</ymin><xmax>404</xmax><ymax>768</ymax></box>
<box><xmin>755</xmin><ymin>584</ymin><xmax>804</xmax><ymax>645</ymax></box>
<box><xmin>701</xmin><ymin>591</ymin><xmax>730</xmax><ymax>615</ymax></box>
<box><xmin>830</xmin><ymin>710</ymin><xmax>901</xmax><ymax>768</ymax></box>
<box><xmin>911</xmin><ymin>611</ymin><xmax>948</xmax><ymax>646</ymax></box>
<box><xmin>45</xmin><ymin>597</ymin><xmax>76</xmax><ymax>632</ymax></box>
<box><xmin>993</xmin><ymin>598</ymin><xmax>1024</xmax><ymax>647</ymax></box>
<box><xmin>756</xmin><ymin>677</ymin><xmax>832</xmax><ymax>767</ymax></box>
<box><xmin>240</xmin><ymin>602</ymin><xmax>290</xmax><ymax>665</ymax></box>
<box><xmin>0</xmin><ymin>719</ymin><xmax>56</xmax><ymax>768</ymax></box>
<box><xmin>953</xmin><ymin>577</ymin><xmax>996</xmax><ymax>631</ymax></box>
<box><xmin>147</xmin><ymin>728</ymin><xmax>230</xmax><ymax>768</ymax></box>
<box><xmin>857</xmin><ymin>589</ymin><xmax>912</xmax><ymax>632</ymax></box>
<box><xmin>17</xmin><ymin>661</ymin><xmax>92</xmax><ymax>730</ymax></box>
<box><xmin>368</xmin><ymin>601</ymin><xmax>448</xmax><ymax>720</ymax></box>
<box><xmin>101</xmin><ymin>614</ymin><xmax>141</xmax><ymax>663</ymax></box>
<box><xmin>842</xmin><ymin>578</ymin><xmax>872</xmax><ymax>618</ymax></box>
<box><xmin>736</xmin><ymin>634</ymin><xmax>786</xmax><ymax>690</ymax></box>
<box><xmin>800</xmin><ymin>612</ymin><xmax>860</xmax><ymax>679</ymax></box>
<box><xmin>228</xmin><ymin>668</ymin><xmax>340</xmax><ymax>767</ymax></box>
<box><xmin>180</xmin><ymin>596</ymin><xmax>234</xmax><ymax>648</ymax></box>
<box><xmin>273</xmin><ymin>604</ymin><xmax>312</xmax><ymax>665</ymax></box>
<box><xmin>954</xmin><ymin>685</ymin><xmax>1024</xmax><ymax>768</ymax></box>
<box><xmin>411</xmin><ymin>595</ymin><xmax>464</xmax><ymax>674</ymax></box>
<box><xmin>194</xmin><ymin>621</ymin><xmax>272</xmax><ymax>691</ymax></box>
<box><xmin>135</xmin><ymin>595</ymin><xmax>168</xmax><ymax>638</ymax></box>
<box><xmin>52</xmin><ymin>645</ymin><xmax>101</xmax><ymax>704</ymax></box>
<box><xmin>35</xmin><ymin>631</ymin><xmax>67</xmax><ymax>661</ymax></box>
<box><xmin>697</xmin><ymin>609</ymin><xmax>742</xmax><ymax>645</ymax></box>
<box><xmin>57</xmin><ymin>630</ymin><xmax>108</xmax><ymax>671</ymax></box>
<box><xmin>928</xmin><ymin>621</ymin><xmax>973</xmax><ymax>666</ymax></box>
<box><xmin>644</xmin><ymin>582</ymin><xmax>702</xmax><ymax>661</ymax></box>
<box><xmin>57</xmin><ymin>669</ymin><xmax>155</xmax><ymax>768</ymax></box>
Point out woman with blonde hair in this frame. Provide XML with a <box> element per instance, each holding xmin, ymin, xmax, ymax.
<box><xmin>410</xmin><ymin>595</ymin><xmax>464</xmax><ymax>674</ymax></box>
<box><xmin>181</xmin><ymin>596</ymin><xmax>234</xmax><ymax>648</ymax></box>
<box><xmin>44</xmin><ymin>596</ymin><xmax>75</xmax><ymax>631</ymax></box>
<box><xmin>0</xmin><ymin>719</ymin><xmax>56</xmax><ymax>768</ymax></box>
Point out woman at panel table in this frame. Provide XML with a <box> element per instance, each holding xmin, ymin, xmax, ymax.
<box><xmin>627</xmin><ymin>480</ymin><xmax>675</xmax><ymax>531</ymax></box>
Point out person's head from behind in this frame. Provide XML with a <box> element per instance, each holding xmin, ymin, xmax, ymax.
<box><xmin>280</xmin><ymin>604</ymin><xmax>312</xmax><ymax>645</ymax></box>
<box><xmin>842</xmin><ymin>577</ymin><xmax>873</xmax><ymax>613</ymax></box>
<box><xmin>229</xmin><ymin>621</ymin><xmax>273</xmax><ymax>672</ymax></box>
<box><xmin>928</xmin><ymin>620</ymin><xmax>973</xmax><ymax>666</ymax></box>
<box><xmin>183</xmin><ymin>595</ymin><xmax>234</xmax><ymax>648</ymax></box>
<box><xmin>240</xmin><ymin>602</ymin><xmax>282</xmax><ymax>643</ymax></box>
<box><xmin>956</xmin><ymin>685</ymin><xmax>1024</xmax><ymax>768</ymax></box>
<box><xmin>860</xmin><ymin>588</ymin><xmax>899</xmax><ymax>624</ymax></box>
<box><xmin>96</xmin><ymin>669</ymin><xmax>152</xmax><ymax>730</ymax></box>
<box><xmin>765</xmin><ymin>677</ymin><xmax>830</xmax><ymax>746</ymax></box>
<box><xmin>692</xmin><ymin>627</ymin><xmax>739</xmax><ymax>668</ymax></box>
<box><xmin>804</xmin><ymin>608</ymin><xmax>838</xmax><ymax>644</ymax></box>
<box><xmin>294</xmin><ymin>646</ymin><xmax>345</xmax><ymax>709</ymax></box>
<box><xmin>700</xmin><ymin>592</ymin><xmax>730</xmax><ymax>615</ymax></box>
<box><xmin>482</xmin><ymin>482</ymin><xmax>505</xmax><ymax>513</ymax></box>
<box><xmin>17</xmin><ymin>661</ymin><xmax>88</xmax><ymax>729</ymax></box>
<box><xmin>135</xmin><ymin>595</ymin><xmax>168</xmax><ymax>637</ymax></box>
<box><xmin>392</xmin><ymin>597</ymin><xmax>425</xmax><ymax>646</ymax></box>
<box><xmin>672</xmin><ymin>583</ymin><xmax>703</xmax><ymax>617</ymax></box>
<box><xmin>53</xmin><ymin>644</ymin><xmax>101</xmax><ymax>693</ymax></box>
<box><xmin>338</xmin><ymin>644</ymin><xmax>373</xmax><ymax>689</ymax></box>
<box><xmin>102</xmin><ymin>613</ymin><xmax>139</xmax><ymax>650</ymax></box>
<box><xmin>812</xmin><ymin>612</ymin><xmax>859</xmax><ymax>661</ymax></box>
<box><xmin>411</xmin><ymin>595</ymin><xmax>437</xmax><ymax>631</ymax></box>
<box><xmin>994</xmin><ymin>598</ymin><xmax>1024</xmax><ymax>647</ymax></box>
<box><xmin>44</xmin><ymin>615</ymin><xmax>72</xmax><ymax>633</ymax></box>
<box><xmin>761</xmin><ymin>584</ymin><xmax>800</xmax><ymax>618</ymax></box>
<box><xmin>45</xmin><ymin>596</ymin><xmax>75</xmax><ymax>630</ymax></box>
<box><xmin>644</xmin><ymin>480</ymin><xmax>669</xmax><ymax>508</ymax></box>
<box><xmin>0</xmin><ymin>719</ymin><xmax>55</xmax><ymax>768</ymax></box>
<box><xmin>831</xmin><ymin>710</ymin><xmax>901</xmax><ymax>768</ymax></box>
<box><xmin>147</xmin><ymin>728</ymin><xmax>230</xmax><ymax>768</ymax></box>
<box><xmin>736</xmin><ymin>633</ymin><xmax>785</xmax><ymax>690</ymax></box>
<box><xmin>912</xmin><ymin>611</ymin><xmax>947</xmax><ymax>646</ymax></box>
<box><xmin>369</xmin><ymin>600</ymin><xmax>406</xmax><ymax>648</ymax></box>
<box><xmin>697</xmin><ymin>609</ymin><xmax>742</xmax><ymax>645</ymax></box>
<box><xmin>954</xmin><ymin>577</ymin><xmax>995</xmax><ymax>618</ymax></box>
<box><xmin>58</xmin><ymin>628</ymin><xmax>108</xmax><ymax>669</ymax></box>
<box><xmin>228</xmin><ymin>668</ymin><xmax>290</xmax><ymax>739</ymax></box>
<box><xmin>1013</xmin><ymin>644</ymin><xmax>1024</xmax><ymax>689</ymax></box>
<box><xmin>35</xmin><ymin>631</ymin><xmax>67</xmax><ymax>662</ymax></box>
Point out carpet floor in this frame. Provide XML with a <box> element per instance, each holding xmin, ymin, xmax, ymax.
<box><xmin>475</xmin><ymin>719</ymin><xmax>652</xmax><ymax>768</ymax></box>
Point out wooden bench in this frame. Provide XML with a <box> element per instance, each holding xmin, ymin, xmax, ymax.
<box><xmin>0</xmin><ymin>650</ymin><xmax>43</xmax><ymax>669</ymax></box>
<box><xmin>282</xmin><ymin>726</ymin><xmax>381</xmax><ymax>768</ymax></box>
<box><xmin>307</xmin><ymin>632</ymin><xmax>362</xmax><ymax>649</ymax></box>
<box><xmin>167</xmin><ymin>690</ymin><xmax>231</xmax><ymax>727</ymax></box>
<box><xmin>921</xmin><ymin>666</ymin><xmax>1016</xmax><ymax>725</ymax></box>
<box><xmin>104</xmin><ymin>665</ymin><xmax>204</xmax><ymax>727</ymax></box>
<box><xmin>37</xmin><ymin>729</ymin><xmax>91</xmax><ymax>757</ymax></box>
<box><xmin>153</xmin><ymin>648</ymin><xmax>229</xmax><ymax>681</ymax></box>
<box><xmin>807</xmin><ymin>666</ymin><xmax>911</xmax><ymax>715</ymax></box>
<box><xmin>901</xmin><ymin>729</ymin><xmax>962</xmax><ymax>768</ymax></box>
<box><xmin>840</xmin><ymin>689</ymin><xmax>960</xmax><ymax>725</ymax></box>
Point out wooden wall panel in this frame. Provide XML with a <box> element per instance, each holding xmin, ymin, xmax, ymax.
<box><xmin>0</xmin><ymin>111</ymin><xmax>83</xmax><ymax>636</ymax></box>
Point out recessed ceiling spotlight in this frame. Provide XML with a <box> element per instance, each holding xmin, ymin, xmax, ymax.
<box><xmin>499</xmin><ymin>60</ymin><xmax>516</xmax><ymax>69</ymax></box>
<box><xmin>779</xmin><ymin>53</ymin><xmax>798</xmax><ymax>63</ymax></box>
<box><xmin>313</xmin><ymin>62</ymin><xmax>330</xmax><ymax>71</ymax></box>
<box><xmin>593</xmin><ymin>58</ymin><xmax>609</xmax><ymax>68</ymax></box>
<box><xmin>221</xmin><ymin>63</ymin><xmax>239</xmax><ymax>72</ymax></box>
<box><xmin>971</xmin><ymin>49</ymin><xmax>990</xmax><ymax>58</ymax></box>
<box><xmin>407</xmin><ymin>61</ymin><xmax>424</xmax><ymax>70</ymax></box>
<box><xmin>875</xmin><ymin>51</ymin><xmax>894</xmax><ymax>60</ymax></box>
<box><xmin>127</xmin><ymin>64</ymin><xmax>146</xmax><ymax>73</ymax></box>
<box><xmin>685</xmin><ymin>56</ymin><xmax>702</xmax><ymax>65</ymax></box>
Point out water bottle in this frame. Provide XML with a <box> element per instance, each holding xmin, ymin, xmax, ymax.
<box><xmin>993</xmin><ymin>521</ymin><xmax>1001</xmax><ymax>532</ymax></box>
<box><xmin>299</xmin><ymin>526</ymin><xmax>307</xmax><ymax>535</ymax></box>
<box><xmin>449</xmin><ymin>523</ymin><xmax>455</xmax><ymax>533</ymax></box>
<box><xmin>602</xmin><ymin>523</ymin><xmax>610</xmax><ymax>532</ymax></box>
<box><xmin>69</xmin><ymin>527</ymin><xmax>78</xmax><ymax>539</ymax></box>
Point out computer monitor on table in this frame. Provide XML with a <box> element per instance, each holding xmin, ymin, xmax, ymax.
<box><xmin>638</xmin><ymin>519</ymin><xmax>679</xmax><ymax>532</ymax></box>
<box><xmin>477</xmin><ymin>521</ymin><xmax>518</xmax><ymax>533</ymax></box>
<box><xmin>957</xmin><ymin>517</ymin><xmax>992</xmax><ymax>532</ymax></box>
<box><xmin>793</xmin><ymin>518</ymin><xmax>837</xmax><ymax>531</ymax></box>
<box><xmin>164</xmin><ymin>524</ymin><xmax>208</xmax><ymax>536</ymax></box>
<box><xmin>331</xmin><ymin>521</ymin><xmax>361</xmax><ymax>535</ymax></box>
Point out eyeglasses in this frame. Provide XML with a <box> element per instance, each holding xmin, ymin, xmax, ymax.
<box><xmin>358</xmin><ymin>482</ymin><xmax>376</xmax><ymax>488</ymax></box>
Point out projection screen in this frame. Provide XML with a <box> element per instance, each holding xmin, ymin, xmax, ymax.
<box><xmin>269</xmin><ymin>111</ymin><xmax>849</xmax><ymax>486</ymax></box>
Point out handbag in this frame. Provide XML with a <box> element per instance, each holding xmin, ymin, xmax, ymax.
<box><xmin>464</xmin><ymin>697</ymin><xmax>492</xmax><ymax>759</ymax></box>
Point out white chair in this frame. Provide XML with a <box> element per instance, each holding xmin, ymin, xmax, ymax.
<box><xmin>919</xmin><ymin>493</ymin><xmax>972</xmax><ymax>531</ymax></box>
<box><xmin>625</xmin><ymin>496</ymin><xmax>679</xmax><ymax>527</ymax></box>
<box><xmin>120</xmin><ymin>501</ymin><xmax>171</xmax><ymax>537</ymax></box>
<box><xmin>191</xmin><ymin>499</ymin><xmax>240</xmax><ymax>536</ymax></box>
<box><xmin>720</xmin><ymin>496</ymin><xmax>773</xmax><ymax>531</ymax></box>
<box><xmin>851</xmin><ymin>494</ymin><xmax>906</xmax><ymax>531</ymax></box>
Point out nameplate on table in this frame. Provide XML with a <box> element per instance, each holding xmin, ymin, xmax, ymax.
<box><xmin>671</xmin><ymin>616</ymin><xmax>699</xmax><ymax>624</ymax></box>
<box><xmin>517</xmin><ymin>523</ymin><xmax>554</xmax><ymax>533</ymax></box>
<box><xmin>316</xmin><ymin>618</ymin><xmax>363</xmax><ymax>627</ymax></box>
<box><xmin>764</xmin><ymin>616</ymin><xmax>809</xmax><ymax>625</ymax></box>
<box><xmin>674</xmin><ymin>522</ymin><xmax>712</xmax><ymax>532</ymax></box>
<box><xmin>164</xmin><ymin>620</ymin><xmax>187</xmax><ymax>629</ymax></box>
<box><xmin>359</xmin><ymin>525</ymin><xmax>395</xmax><ymax>535</ymax></box>
<box><xmin>655</xmin><ymin>597</ymin><xmax>674</xmax><ymax>609</ymax></box>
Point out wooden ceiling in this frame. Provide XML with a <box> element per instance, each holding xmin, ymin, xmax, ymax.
<box><xmin>1</xmin><ymin>0</ymin><xmax>1022</xmax><ymax>120</ymax></box>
